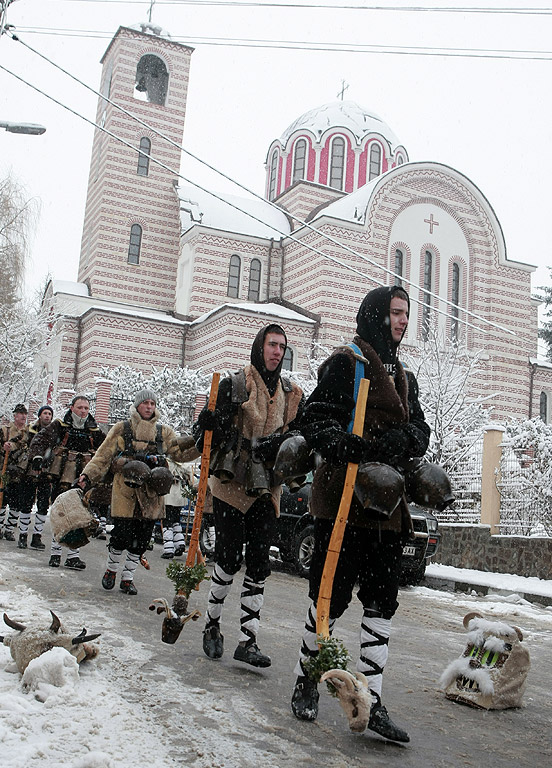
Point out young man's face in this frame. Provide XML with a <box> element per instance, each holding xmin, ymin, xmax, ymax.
<box><xmin>71</xmin><ymin>399</ymin><xmax>90</xmax><ymax>419</ymax></box>
<box><xmin>39</xmin><ymin>410</ymin><xmax>53</xmax><ymax>427</ymax></box>
<box><xmin>263</xmin><ymin>333</ymin><xmax>286</xmax><ymax>372</ymax></box>
<box><xmin>137</xmin><ymin>399</ymin><xmax>156</xmax><ymax>420</ymax></box>
<box><xmin>389</xmin><ymin>296</ymin><xmax>409</xmax><ymax>343</ymax></box>
<box><xmin>13</xmin><ymin>412</ymin><xmax>27</xmax><ymax>428</ymax></box>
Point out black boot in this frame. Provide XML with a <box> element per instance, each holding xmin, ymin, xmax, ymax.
<box><xmin>233</xmin><ymin>641</ymin><xmax>271</xmax><ymax>668</ymax></box>
<box><xmin>30</xmin><ymin>534</ymin><xmax>46</xmax><ymax>550</ymax></box>
<box><xmin>4</xmin><ymin>529</ymin><xmax>15</xmax><ymax>542</ymax></box>
<box><xmin>368</xmin><ymin>697</ymin><xmax>410</xmax><ymax>743</ymax></box>
<box><xmin>291</xmin><ymin>675</ymin><xmax>319</xmax><ymax>721</ymax></box>
<box><xmin>203</xmin><ymin>625</ymin><xmax>224</xmax><ymax>659</ymax></box>
<box><xmin>17</xmin><ymin>534</ymin><xmax>28</xmax><ymax>549</ymax></box>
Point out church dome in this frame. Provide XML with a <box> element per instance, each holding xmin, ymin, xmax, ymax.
<box><xmin>265</xmin><ymin>100</ymin><xmax>408</xmax><ymax>201</ymax></box>
<box><xmin>279</xmin><ymin>100</ymin><xmax>401</xmax><ymax>149</ymax></box>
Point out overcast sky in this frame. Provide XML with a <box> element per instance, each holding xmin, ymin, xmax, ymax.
<box><xmin>1</xmin><ymin>0</ymin><xmax>551</xmax><ymax>312</ymax></box>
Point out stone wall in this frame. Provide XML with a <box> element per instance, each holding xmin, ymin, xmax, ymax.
<box><xmin>433</xmin><ymin>523</ymin><xmax>552</xmax><ymax>580</ymax></box>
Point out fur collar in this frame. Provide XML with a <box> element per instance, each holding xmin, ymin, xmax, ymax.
<box><xmin>128</xmin><ymin>405</ymin><xmax>161</xmax><ymax>444</ymax></box>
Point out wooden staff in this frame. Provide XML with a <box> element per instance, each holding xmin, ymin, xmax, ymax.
<box><xmin>0</xmin><ymin>445</ymin><xmax>10</xmax><ymax>510</ymax></box>
<box><xmin>316</xmin><ymin>378</ymin><xmax>370</xmax><ymax>640</ymax></box>
<box><xmin>186</xmin><ymin>372</ymin><xmax>221</xmax><ymax>568</ymax></box>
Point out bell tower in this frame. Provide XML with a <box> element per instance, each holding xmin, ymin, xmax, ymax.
<box><xmin>77</xmin><ymin>24</ymin><xmax>193</xmax><ymax>311</ymax></box>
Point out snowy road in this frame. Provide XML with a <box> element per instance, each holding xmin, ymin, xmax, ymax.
<box><xmin>1</xmin><ymin>532</ymin><xmax>551</xmax><ymax>768</ymax></box>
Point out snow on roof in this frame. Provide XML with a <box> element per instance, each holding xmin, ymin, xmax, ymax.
<box><xmin>191</xmin><ymin>302</ymin><xmax>316</xmax><ymax>327</ymax></box>
<box><xmin>84</xmin><ymin>304</ymin><xmax>188</xmax><ymax>326</ymax></box>
<box><xmin>128</xmin><ymin>21</ymin><xmax>172</xmax><ymax>39</ymax></box>
<box><xmin>51</xmin><ymin>280</ymin><xmax>90</xmax><ymax>297</ymax></box>
<box><xmin>530</xmin><ymin>357</ymin><xmax>552</xmax><ymax>369</ymax></box>
<box><xmin>177</xmin><ymin>185</ymin><xmax>289</xmax><ymax>240</ymax></box>
<box><xmin>310</xmin><ymin>174</ymin><xmax>381</xmax><ymax>225</ymax></box>
<box><xmin>279</xmin><ymin>100</ymin><xmax>402</xmax><ymax>148</ymax></box>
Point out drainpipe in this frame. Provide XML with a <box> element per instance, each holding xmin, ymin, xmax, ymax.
<box><xmin>267</xmin><ymin>238</ymin><xmax>274</xmax><ymax>298</ymax></box>
<box><xmin>528</xmin><ymin>360</ymin><xmax>537</xmax><ymax>419</ymax></box>
<box><xmin>279</xmin><ymin>237</ymin><xmax>285</xmax><ymax>298</ymax></box>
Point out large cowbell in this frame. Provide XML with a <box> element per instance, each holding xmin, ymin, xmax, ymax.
<box><xmin>354</xmin><ymin>462</ymin><xmax>405</xmax><ymax>520</ymax></box>
<box><xmin>272</xmin><ymin>435</ymin><xmax>314</xmax><ymax>490</ymax></box>
<box><xmin>405</xmin><ymin>460</ymin><xmax>455</xmax><ymax>512</ymax></box>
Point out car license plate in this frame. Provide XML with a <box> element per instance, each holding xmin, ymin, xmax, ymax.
<box><xmin>402</xmin><ymin>545</ymin><xmax>416</xmax><ymax>556</ymax></box>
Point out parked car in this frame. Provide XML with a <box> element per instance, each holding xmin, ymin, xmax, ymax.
<box><xmin>175</xmin><ymin>485</ymin><xmax>440</xmax><ymax>585</ymax></box>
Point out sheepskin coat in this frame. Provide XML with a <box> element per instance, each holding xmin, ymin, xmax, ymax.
<box><xmin>84</xmin><ymin>406</ymin><xmax>199</xmax><ymax>520</ymax></box>
<box><xmin>209</xmin><ymin>365</ymin><xmax>303</xmax><ymax>514</ymax></box>
<box><xmin>1</xmin><ymin>422</ymin><xmax>30</xmax><ymax>473</ymax></box>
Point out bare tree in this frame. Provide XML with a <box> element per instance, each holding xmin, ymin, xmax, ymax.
<box><xmin>0</xmin><ymin>174</ymin><xmax>39</xmax><ymax>305</ymax></box>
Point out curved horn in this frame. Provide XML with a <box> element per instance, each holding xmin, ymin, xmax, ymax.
<box><xmin>72</xmin><ymin>629</ymin><xmax>101</xmax><ymax>645</ymax></box>
<box><xmin>3</xmin><ymin>613</ymin><xmax>26</xmax><ymax>632</ymax></box>
<box><xmin>513</xmin><ymin>626</ymin><xmax>524</xmax><ymax>642</ymax></box>
<box><xmin>321</xmin><ymin>668</ymin><xmax>356</xmax><ymax>691</ymax></box>
<box><xmin>463</xmin><ymin>611</ymin><xmax>483</xmax><ymax>629</ymax></box>
<box><xmin>50</xmin><ymin>610</ymin><xmax>61</xmax><ymax>633</ymax></box>
<box><xmin>149</xmin><ymin>598</ymin><xmax>175</xmax><ymax>618</ymax></box>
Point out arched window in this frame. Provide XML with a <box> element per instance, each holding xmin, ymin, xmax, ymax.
<box><xmin>128</xmin><ymin>224</ymin><xmax>142</xmax><ymax>265</ymax></box>
<box><xmin>282</xmin><ymin>346</ymin><xmax>294</xmax><ymax>371</ymax></box>
<box><xmin>451</xmin><ymin>262</ymin><xmax>461</xmax><ymax>341</ymax></box>
<box><xmin>396</xmin><ymin>155</ymin><xmax>404</xmax><ymax>166</ymax></box>
<box><xmin>394</xmin><ymin>249</ymin><xmax>404</xmax><ymax>286</ymax></box>
<box><xmin>540</xmin><ymin>391</ymin><xmax>548</xmax><ymax>423</ymax></box>
<box><xmin>329</xmin><ymin>137</ymin><xmax>345</xmax><ymax>190</ymax></box>
<box><xmin>248</xmin><ymin>258</ymin><xmax>261</xmax><ymax>301</ymax></box>
<box><xmin>135</xmin><ymin>54</ymin><xmax>168</xmax><ymax>105</ymax></box>
<box><xmin>227</xmin><ymin>254</ymin><xmax>241</xmax><ymax>298</ymax></box>
<box><xmin>137</xmin><ymin>137</ymin><xmax>151</xmax><ymax>176</ymax></box>
<box><xmin>368</xmin><ymin>143</ymin><xmax>382</xmax><ymax>181</ymax></box>
<box><xmin>292</xmin><ymin>139</ymin><xmax>307</xmax><ymax>183</ymax></box>
<box><xmin>422</xmin><ymin>250</ymin><xmax>433</xmax><ymax>340</ymax></box>
<box><xmin>268</xmin><ymin>150</ymin><xmax>279</xmax><ymax>201</ymax></box>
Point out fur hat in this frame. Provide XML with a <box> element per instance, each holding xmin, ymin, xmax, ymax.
<box><xmin>133</xmin><ymin>389</ymin><xmax>157</xmax><ymax>407</ymax></box>
<box><xmin>13</xmin><ymin>403</ymin><xmax>28</xmax><ymax>414</ymax></box>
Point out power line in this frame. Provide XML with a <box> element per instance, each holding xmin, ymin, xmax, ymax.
<box><xmin>12</xmin><ymin>26</ymin><xmax>552</xmax><ymax>60</ymax></box>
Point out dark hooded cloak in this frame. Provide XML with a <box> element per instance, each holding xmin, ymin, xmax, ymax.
<box><xmin>250</xmin><ymin>323</ymin><xmax>288</xmax><ymax>396</ymax></box>
<box><xmin>355</xmin><ymin>285</ymin><xmax>409</xmax><ymax>370</ymax></box>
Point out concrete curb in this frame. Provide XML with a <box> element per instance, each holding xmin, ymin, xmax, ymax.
<box><xmin>423</xmin><ymin>574</ymin><xmax>552</xmax><ymax>609</ymax></box>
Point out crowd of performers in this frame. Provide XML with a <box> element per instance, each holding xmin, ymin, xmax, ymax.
<box><xmin>0</xmin><ymin>285</ymin><xmax>454</xmax><ymax>744</ymax></box>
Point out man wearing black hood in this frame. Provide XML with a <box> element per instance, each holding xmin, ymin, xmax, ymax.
<box><xmin>291</xmin><ymin>285</ymin><xmax>430</xmax><ymax>743</ymax></box>
<box><xmin>193</xmin><ymin>324</ymin><xmax>303</xmax><ymax>668</ymax></box>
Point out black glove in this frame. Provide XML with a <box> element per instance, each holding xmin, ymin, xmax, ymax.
<box><xmin>195</xmin><ymin>409</ymin><xmax>219</xmax><ymax>433</ymax></box>
<box><xmin>336</xmin><ymin>433</ymin><xmax>367</xmax><ymax>465</ymax></box>
<box><xmin>378</xmin><ymin>428</ymin><xmax>410</xmax><ymax>461</ymax></box>
<box><xmin>253</xmin><ymin>433</ymin><xmax>289</xmax><ymax>463</ymax></box>
<box><xmin>31</xmin><ymin>456</ymin><xmax>43</xmax><ymax>471</ymax></box>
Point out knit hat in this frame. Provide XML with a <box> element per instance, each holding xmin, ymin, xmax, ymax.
<box><xmin>133</xmin><ymin>389</ymin><xmax>157</xmax><ymax>407</ymax></box>
<box><xmin>38</xmin><ymin>405</ymin><xmax>54</xmax><ymax>417</ymax></box>
<box><xmin>13</xmin><ymin>403</ymin><xmax>28</xmax><ymax>414</ymax></box>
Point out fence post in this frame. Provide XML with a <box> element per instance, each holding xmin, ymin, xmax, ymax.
<box><xmin>480</xmin><ymin>425</ymin><xmax>505</xmax><ymax>534</ymax></box>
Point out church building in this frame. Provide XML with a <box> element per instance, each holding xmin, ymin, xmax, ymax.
<box><xmin>45</xmin><ymin>21</ymin><xmax>552</xmax><ymax>423</ymax></box>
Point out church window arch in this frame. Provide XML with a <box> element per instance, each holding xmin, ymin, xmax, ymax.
<box><xmin>228</xmin><ymin>254</ymin><xmax>241</xmax><ymax>298</ymax></box>
<box><xmin>268</xmin><ymin>149</ymin><xmax>279</xmax><ymax>201</ymax></box>
<box><xmin>368</xmin><ymin>143</ymin><xmax>382</xmax><ymax>181</ymax></box>
<box><xmin>422</xmin><ymin>250</ymin><xmax>433</xmax><ymax>340</ymax></box>
<box><xmin>292</xmin><ymin>139</ymin><xmax>307</xmax><ymax>183</ymax></box>
<box><xmin>248</xmin><ymin>258</ymin><xmax>262</xmax><ymax>301</ymax></box>
<box><xmin>540</xmin><ymin>391</ymin><xmax>548</xmax><ymax>423</ymax></box>
<box><xmin>283</xmin><ymin>346</ymin><xmax>294</xmax><ymax>371</ymax></box>
<box><xmin>134</xmin><ymin>54</ymin><xmax>169</xmax><ymax>105</ymax></box>
<box><xmin>329</xmin><ymin>136</ymin><xmax>345</xmax><ymax>190</ymax></box>
<box><xmin>137</xmin><ymin>137</ymin><xmax>151</xmax><ymax>176</ymax></box>
<box><xmin>450</xmin><ymin>261</ymin><xmax>461</xmax><ymax>341</ymax></box>
<box><xmin>128</xmin><ymin>224</ymin><xmax>142</xmax><ymax>265</ymax></box>
<box><xmin>394</xmin><ymin>248</ymin><xmax>404</xmax><ymax>286</ymax></box>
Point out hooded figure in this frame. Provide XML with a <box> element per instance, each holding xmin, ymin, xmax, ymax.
<box><xmin>193</xmin><ymin>323</ymin><xmax>304</xmax><ymax>670</ymax></box>
<box><xmin>291</xmin><ymin>285</ymin><xmax>431</xmax><ymax>744</ymax></box>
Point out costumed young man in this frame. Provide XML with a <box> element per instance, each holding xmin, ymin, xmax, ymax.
<box><xmin>19</xmin><ymin>405</ymin><xmax>55</xmax><ymax>550</ymax></box>
<box><xmin>0</xmin><ymin>404</ymin><xmax>33</xmax><ymax>544</ymax></box>
<box><xmin>28</xmin><ymin>395</ymin><xmax>105</xmax><ymax>569</ymax></box>
<box><xmin>193</xmin><ymin>324</ymin><xmax>304</xmax><ymax>668</ymax></box>
<box><xmin>78</xmin><ymin>390</ymin><xmax>198</xmax><ymax>595</ymax></box>
<box><xmin>291</xmin><ymin>285</ymin><xmax>433</xmax><ymax>743</ymax></box>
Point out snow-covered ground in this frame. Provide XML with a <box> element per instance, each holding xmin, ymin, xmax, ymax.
<box><xmin>1</xmin><ymin>559</ymin><xmax>551</xmax><ymax>768</ymax></box>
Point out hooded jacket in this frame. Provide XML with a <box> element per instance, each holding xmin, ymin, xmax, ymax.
<box><xmin>83</xmin><ymin>406</ymin><xmax>199</xmax><ymax>519</ymax></box>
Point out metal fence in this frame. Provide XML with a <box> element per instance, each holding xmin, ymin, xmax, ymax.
<box><xmin>496</xmin><ymin>446</ymin><xmax>547</xmax><ymax>536</ymax></box>
<box><xmin>87</xmin><ymin>394</ymin><xmax>197</xmax><ymax>433</ymax></box>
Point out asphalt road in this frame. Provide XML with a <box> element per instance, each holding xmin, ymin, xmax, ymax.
<box><xmin>1</xmin><ymin>529</ymin><xmax>551</xmax><ymax>768</ymax></box>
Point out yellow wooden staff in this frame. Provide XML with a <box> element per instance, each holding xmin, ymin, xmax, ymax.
<box><xmin>316</xmin><ymin>378</ymin><xmax>370</xmax><ymax>639</ymax></box>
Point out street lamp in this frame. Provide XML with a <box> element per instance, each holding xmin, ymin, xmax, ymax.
<box><xmin>0</xmin><ymin>120</ymin><xmax>46</xmax><ymax>135</ymax></box>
